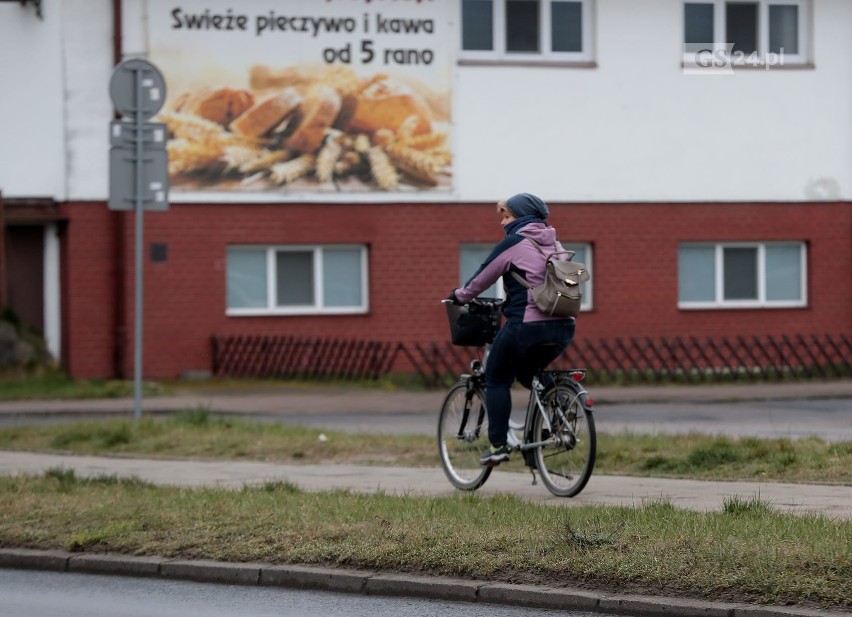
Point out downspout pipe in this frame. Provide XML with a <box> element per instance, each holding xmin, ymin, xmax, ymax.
<box><xmin>0</xmin><ymin>192</ymin><xmax>5</xmax><ymax>310</ymax></box>
<box><xmin>111</xmin><ymin>0</ymin><xmax>127</xmax><ymax>378</ymax></box>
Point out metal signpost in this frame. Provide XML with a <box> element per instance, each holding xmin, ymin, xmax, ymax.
<box><xmin>108</xmin><ymin>58</ymin><xmax>169</xmax><ymax>420</ymax></box>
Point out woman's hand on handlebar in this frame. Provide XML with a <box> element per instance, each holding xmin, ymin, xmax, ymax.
<box><xmin>442</xmin><ymin>293</ymin><xmax>502</xmax><ymax>310</ymax></box>
<box><xmin>445</xmin><ymin>290</ymin><xmax>463</xmax><ymax>305</ymax></box>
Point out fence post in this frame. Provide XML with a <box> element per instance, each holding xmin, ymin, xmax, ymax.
<box><xmin>210</xmin><ymin>336</ymin><xmax>219</xmax><ymax>376</ymax></box>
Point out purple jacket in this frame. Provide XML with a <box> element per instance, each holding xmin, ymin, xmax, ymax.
<box><xmin>454</xmin><ymin>221</ymin><xmax>574</xmax><ymax>324</ymax></box>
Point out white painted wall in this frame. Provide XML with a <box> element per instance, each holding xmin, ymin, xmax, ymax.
<box><xmin>0</xmin><ymin>1</ymin><xmax>66</xmax><ymax>198</ymax></box>
<box><xmin>1</xmin><ymin>0</ymin><xmax>849</xmax><ymax>203</ymax></box>
<box><xmin>0</xmin><ymin>0</ymin><xmax>113</xmax><ymax>200</ymax></box>
<box><xmin>455</xmin><ymin>0</ymin><xmax>852</xmax><ymax>202</ymax></box>
<box><xmin>63</xmin><ymin>0</ymin><xmax>116</xmax><ymax>200</ymax></box>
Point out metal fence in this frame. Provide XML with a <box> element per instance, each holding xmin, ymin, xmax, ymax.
<box><xmin>211</xmin><ymin>333</ymin><xmax>851</xmax><ymax>387</ymax></box>
<box><xmin>567</xmin><ymin>333</ymin><xmax>851</xmax><ymax>384</ymax></box>
<box><xmin>211</xmin><ymin>335</ymin><xmax>401</xmax><ymax>381</ymax></box>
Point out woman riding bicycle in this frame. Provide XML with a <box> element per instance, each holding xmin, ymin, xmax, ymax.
<box><xmin>449</xmin><ymin>193</ymin><xmax>576</xmax><ymax>467</ymax></box>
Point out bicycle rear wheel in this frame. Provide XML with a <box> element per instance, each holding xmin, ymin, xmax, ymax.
<box><xmin>533</xmin><ymin>381</ymin><xmax>596</xmax><ymax>497</ymax></box>
<box><xmin>438</xmin><ymin>381</ymin><xmax>492</xmax><ymax>491</ymax></box>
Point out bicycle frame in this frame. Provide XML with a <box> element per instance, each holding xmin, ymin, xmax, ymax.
<box><xmin>454</xmin><ymin>372</ymin><xmax>487</xmax><ymax>443</ymax></box>
<box><xmin>506</xmin><ymin>371</ymin><xmax>593</xmax><ymax>453</ymax></box>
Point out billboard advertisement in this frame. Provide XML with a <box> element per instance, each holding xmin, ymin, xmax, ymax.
<box><xmin>145</xmin><ymin>0</ymin><xmax>453</xmax><ymax>197</ymax></box>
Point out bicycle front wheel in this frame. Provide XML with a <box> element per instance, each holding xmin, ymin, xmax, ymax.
<box><xmin>533</xmin><ymin>382</ymin><xmax>596</xmax><ymax>497</ymax></box>
<box><xmin>437</xmin><ymin>382</ymin><xmax>492</xmax><ymax>491</ymax></box>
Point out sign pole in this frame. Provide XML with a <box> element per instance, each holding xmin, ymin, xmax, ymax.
<box><xmin>133</xmin><ymin>65</ymin><xmax>145</xmax><ymax>422</ymax></box>
<box><xmin>108</xmin><ymin>58</ymin><xmax>168</xmax><ymax>422</ymax></box>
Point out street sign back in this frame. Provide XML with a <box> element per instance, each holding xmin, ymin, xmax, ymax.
<box><xmin>108</xmin><ymin>148</ymin><xmax>169</xmax><ymax>211</ymax></box>
<box><xmin>110</xmin><ymin>120</ymin><xmax>167</xmax><ymax>149</ymax></box>
<box><xmin>109</xmin><ymin>58</ymin><xmax>166</xmax><ymax>119</ymax></box>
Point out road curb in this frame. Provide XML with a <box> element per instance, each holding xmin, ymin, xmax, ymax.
<box><xmin>0</xmin><ymin>549</ymin><xmax>847</xmax><ymax>617</ymax></box>
<box><xmin>68</xmin><ymin>552</ymin><xmax>162</xmax><ymax>577</ymax></box>
<box><xmin>159</xmin><ymin>558</ymin><xmax>263</xmax><ymax>585</ymax></box>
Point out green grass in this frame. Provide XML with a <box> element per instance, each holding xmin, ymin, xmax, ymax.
<box><xmin>0</xmin><ymin>373</ymin><xmax>167</xmax><ymax>400</ymax></box>
<box><xmin>0</xmin><ymin>413</ymin><xmax>850</xmax><ymax>484</ymax></box>
<box><xmin>0</xmin><ymin>469</ymin><xmax>848</xmax><ymax>610</ymax></box>
<box><xmin>0</xmin><ymin>410</ymin><xmax>433</xmax><ymax>467</ymax></box>
<box><xmin>161</xmin><ymin>375</ymin><xmax>427</xmax><ymax>393</ymax></box>
<box><xmin>0</xmin><ymin>374</ymin><xmax>424</xmax><ymax>402</ymax></box>
<box><xmin>598</xmin><ymin>433</ymin><xmax>852</xmax><ymax>484</ymax></box>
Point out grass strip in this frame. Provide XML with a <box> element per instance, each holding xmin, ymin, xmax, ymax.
<box><xmin>0</xmin><ymin>375</ymin><xmax>409</xmax><ymax>401</ymax></box>
<box><xmin>0</xmin><ymin>410</ymin><xmax>850</xmax><ymax>484</ymax></box>
<box><xmin>0</xmin><ymin>469</ymin><xmax>849</xmax><ymax>610</ymax></box>
<box><xmin>0</xmin><ymin>373</ymin><xmax>167</xmax><ymax>400</ymax></box>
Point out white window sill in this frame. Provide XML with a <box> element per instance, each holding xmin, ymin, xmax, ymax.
<box><xmin>227</xmin><ymin>308</ymin><xmax>369</xmax><ymax>317</ymax></box>
<box><xmin>459</xmin><ymin>58</ymin><xmax>597</xmax><ymax>68</ymax></box>
<box><xmin>678</xmin><ymin>302</ymin><xmax>807</xmax><ymax>310</ymax></box>
<box><xmin>680</xmin><ymin>60</ymin><xmax>815</xmax><ymax>71</ymax></box>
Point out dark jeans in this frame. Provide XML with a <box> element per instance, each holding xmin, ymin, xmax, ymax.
<box><xmin>485</xmin><ymin>319</ymin><xmax>575</xmax><ymax>447</ymax></box>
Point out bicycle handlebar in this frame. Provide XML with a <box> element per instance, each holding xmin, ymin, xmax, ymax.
<box><xmin>441</xmin><ymin>297</ymin><xmax>502</xmax><ymax>308</ymax></box>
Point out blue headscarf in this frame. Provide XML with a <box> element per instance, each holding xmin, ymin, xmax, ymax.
<box><xmin>505</xmin><ymin>193</ymin><xmax>549</xmax><ymax>220</ymax></box>
<box><xmin>503</xmin><ymin>215</ymin><xmax>541</xmax><ymax>236</ymax></box>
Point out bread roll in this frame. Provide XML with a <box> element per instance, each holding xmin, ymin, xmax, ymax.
<box><xmin>283</xmin><ymin>84</ymin><xmax>342</xmax><ymax>154</ymax></box>
<box><xmin>230</xmin><ymin>88</ymin><xmax>302</xmax><ymax>138</ymax></box>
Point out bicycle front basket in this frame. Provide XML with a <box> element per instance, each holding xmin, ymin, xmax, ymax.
<box><xmin>445</xmin><ymin>301</ymin><xmax>500</xmax><ymax>347</ymax></box>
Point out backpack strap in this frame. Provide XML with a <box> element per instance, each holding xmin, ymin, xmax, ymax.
<box><xmin>510</xmin><ymin>270</ymin><xmax>532</xmax><ymax>289</ymax></box>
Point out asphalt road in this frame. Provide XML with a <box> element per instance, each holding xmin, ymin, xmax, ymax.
<box><xmin>238</xmin><ymin>397</ymin><xmax>852</xmax><ymax>441</ymax></box>
<box><xmin>0</xmin><ymin>569</ymin><xmax>609</xmax><ymax>617</ymax></box>
<box><xmin>0</xmin><ymin>389</ymin><xmax>849</xmax><ymax>441</ymax></box>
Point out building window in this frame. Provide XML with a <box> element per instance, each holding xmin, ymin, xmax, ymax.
<box><xmin>227</xmin><ymin>245</ymin><xmax>368</xmax><ymax>315</ymax></box>
<box><xmin>460</xmin><ymin>242</ymin><xmax>593</xmax><ymax>310</ymax></box>
<box><xmin>678</xmin><ymin>242</ymin><xmax>806</xmax><ymax>309</ymax></box>
<box><xmin>460</xmin><ymin>0</ymin><xmax>593</xmax><ymax>64</ymax></box>
<box><xmin>460</xmin><ymin>244</ymin><xmax>505</xmax><ymax>299</ymax></box>
<box><xmin>564</xmin><ymin>243</ymin><xmax>593</xmax><ymax>311</ymax></box>
<box><xmin>683</xmin><ymin>1</ymin><xmax>809</xmax><ymax>66</ymax></box>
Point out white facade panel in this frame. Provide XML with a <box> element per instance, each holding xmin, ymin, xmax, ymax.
<box><xmin>64</xmin><ymin>0</ymin><xmax>115</xmax><ymax>200</ymax></box>
<box><xmin>0</xmin><ymin>1</ymin><xmax>66</xmax><ymax>198</ymax></box>
<box><xmin>1</xmin><ymin>0</ymin><xmax>850</xmax><ymax>203</ymax></box>
<box><xmin>455</xmin><ymin>0</ymin><xmax>852</xmax><ymax>202</ymax></box>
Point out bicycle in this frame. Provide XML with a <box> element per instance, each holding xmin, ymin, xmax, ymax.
<box><xmin>438</xmin><ymin>298</ymin><xmax>597</xmax><ymax>497</ymax></box>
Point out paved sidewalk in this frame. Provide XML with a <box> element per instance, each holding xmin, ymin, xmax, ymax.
<box><xmin>2</xmin><ymin>450</ymin><xmax>850</xmax><ymax>520</ymax></box>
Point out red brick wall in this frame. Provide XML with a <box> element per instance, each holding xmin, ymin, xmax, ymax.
<box><xmin>560</xmin><ymin>202</ymin><xmax>852</xmax><ymax>342</ymax></box>
<box><xmin>61</xmin><ymin>200</ymin><xmax>852</xmax><ymax>379</ymax></box>
<box><xmin>59</xmin><ymin>203</ymin><xmax>120</xmax><ymax>378</ymax></box>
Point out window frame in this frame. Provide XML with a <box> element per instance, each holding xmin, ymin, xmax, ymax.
<box><xmin>678</xmin><ymin>241</ymin><xmax>807</xmax><ymax>310</ymax></box>
<box><xmin>226</xmin><ymin>244</ymin><xmax>369</xmax><ymax>316</ymax></box>
<box><xmin>682</xmin><ymin>0</ymin><xmax>810</xmax><ymax>67</ymax></box>
<box><xmin>460</xmin><ymin>0</ymin><xmax>595</xmax><ymax>65</ymax></box>
<box><xmin>460</xmin><ymin>243</ymin><xmax>507</xmax><ymax>300</ymax></box>
<box><xmin>563</xmin><ymin>242</ymin><xmax>593</xmax><ymax>311</ymax></box>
